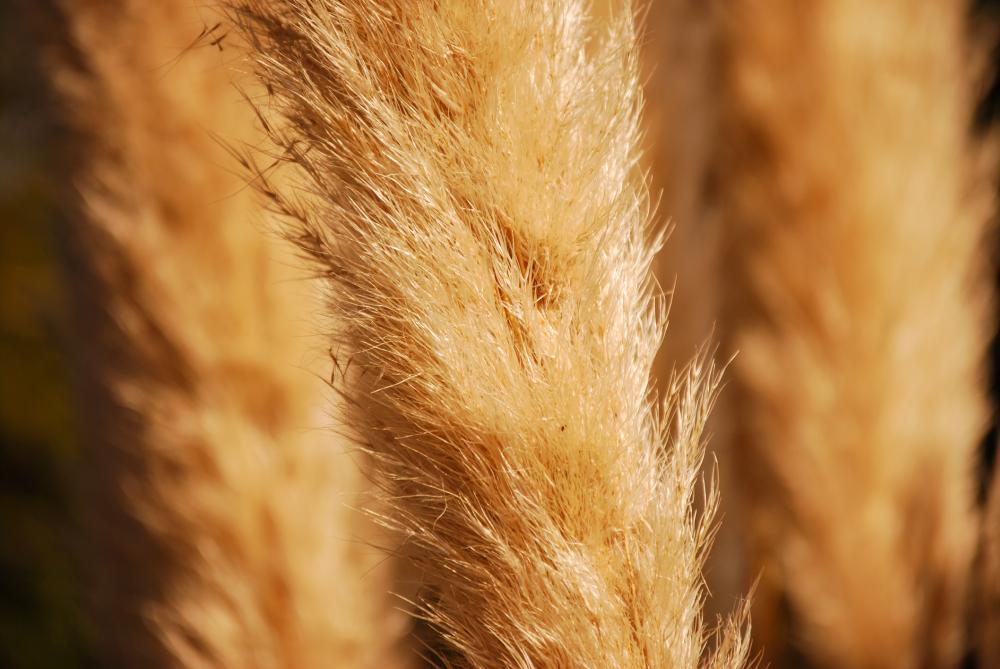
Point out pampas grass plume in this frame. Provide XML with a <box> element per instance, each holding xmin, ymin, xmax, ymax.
<box><xmin>48</xmin><ymin>1</ymin><xmax>409</xmax><ymax>666</ymax></box>
<box><xmin>228</xmin><ymin>0</ymin><xmax>751</xmax><ymax>666</ymax></box>
<box><xmin>710</xmin><ymin>1</ymin><xmax>994</xmax><ymax>666</ymax></box>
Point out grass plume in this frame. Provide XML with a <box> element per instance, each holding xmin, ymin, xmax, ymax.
<box><xmin>639</xmin><ymin>0</ymin><xmax>752</xmax><ymax>629</ymax></box>
<box><xmin>46</xmin><ymin>1</ymin><xmax>409</xmax><ymax>666</ymax></box>
<box><xmin>707</xmin><ymin>1</ymin><xmax>995</xmax><ymax>666</ymax></box>
<box><xmin>228</xmin><ymin>0</ymin><xmax>751</xmax><ymax>666</ymax></box>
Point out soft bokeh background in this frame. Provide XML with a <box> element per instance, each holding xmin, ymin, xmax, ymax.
<box><xmin>0</xmin><ymin>3</ymin><xmax>95</xmax><ymax>666</ymax></box>
<box><xmin>2</xmin><ymin>2</ymin><xmax>1000</xmax><ymax>667</ymax></box>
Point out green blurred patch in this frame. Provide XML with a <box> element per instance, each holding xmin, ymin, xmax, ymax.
<box><xmin>0</xmin><ymin>5</ymin><xmax>96</xmax><ymax>667</ymax></box>
<box><xmin>0</xmin><ymin>155</ymin><xmax>95</xmax><ymax>669</ymax></box>
<box><xmin>0</xmin><ymin>180</ymin><xmax>77</xmax><ymax>454</ymax></box>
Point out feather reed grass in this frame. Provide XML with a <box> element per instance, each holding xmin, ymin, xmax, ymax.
<box><xmin>228</xmin><ymin>0</ymin><xmax>751</xmax><ymax>666</ymax></box>
<box><xmin>708</xmin><ymin>1</ymin><xmax>995</xmax><ymax>666</ymax></box>
<box><xmin>47</xmin><ymin>1</ymin><xmax>408</xmax><ymax>666</ymax></box>
<box><xmin>639</xmin><ymin>0</ymin><xmax>751</xmax><ymax>630</ymax></box>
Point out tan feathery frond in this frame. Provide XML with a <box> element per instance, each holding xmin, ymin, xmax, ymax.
<box><xmin>47</xmin><ymin>1</ymin><xmax>410</xmax><ymax>666</ymax></box>
<box><xmin>639</xmin><ymin>0</ymin><xmax>750</xmax><ymax>632</ymax></box>
<box><xmin>710</xmin><ymin>1</ymin><xmax>994</xmax><ymax>666</ymax></box>
<box><xmin>227</xmin><ymin>0</ymin><xmax>750</xmax><ymax>667</ymax></box>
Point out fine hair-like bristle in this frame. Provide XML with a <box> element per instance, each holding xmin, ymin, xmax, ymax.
<box><xmin>228</xmin><ymin>0</ymin><xmax>750</xmax><ymax>666</ymax></box>
<box><xmin>639</xmin><ymin>0</ymin><xmax>750</xmax><ymax>630</ymax></box>
<box><xmin>46</xmin><ymin>1</ymin><xmax>409</xmax><ymax>666</ymax></box>
<box><xmin>707</xmin><ymin>1</ymin><xmax>994</xmax><ymax>666</ymax></box>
